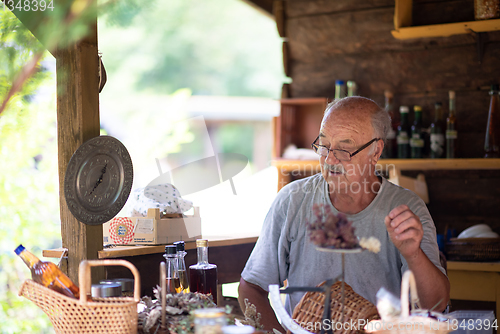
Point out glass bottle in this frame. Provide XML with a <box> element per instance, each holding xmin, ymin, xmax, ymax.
<box><xmin>397</xmin><ymin>106</ymin><xmax>410</xmax><ymax>159</ymax></box>
<box><xmin>174</xmin><ymin>241</ymin><xmax>190</xmax><ymax>293</ymax></box>
<box><xmin>14</xmin><ymin>244</ymin><xmax>80</xmax><ymax>299</ymax></box>
<box><xmin>189</xmin><ymin>239</ymin><xmax>218</xmax><ymax>304</ymax></box>
<box><xmin>347</xmin><ymin>81</ymin><xmax>357</xmax><ymax>97</ymax></box>
<box><xmin>382</xmin><ymin>90</ymin><xmax>397</xmax><ymax>159</ymax></box>
<box><xmin>430</xmin><ymin>102</ymin><xmax>446</xmax><ymax>158</ymax></box>
<box><xmin>446</xmin><ymin>91</ymin><xmax>458</xmax><ymax>158</ymax></box>
<box><xmin>410</xmin><ymin>105</ymin><xmax>424</xmax><ymax>158</ymax></box>
<box><xmin>335</xmin><ymin>80</ymin><xmax>346</xmax><ymax>99</ymax></box>
<box><xmin>163</xmin><ymin>245</ymin><xmax>182</xmax><ymax>294</ymax></box>
<box><xmin>485</xmin><ymin>84</ymin><xmax>500</xmax><ymax>158</ymax></box>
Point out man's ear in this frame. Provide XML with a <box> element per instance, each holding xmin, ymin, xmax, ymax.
<box><xmin>372</xmin><ymin>140</ymin><xmax>384</xmax><ymax>164</ymax></box>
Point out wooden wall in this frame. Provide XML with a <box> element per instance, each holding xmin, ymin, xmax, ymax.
<box><xmin>280</xmin><ymin>0</ymin><xmax>500</xmax><ymax>236</ymax></box>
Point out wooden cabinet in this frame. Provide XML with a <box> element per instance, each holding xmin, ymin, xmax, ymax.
<box><xmin>273</xmin><ymin>98</ymin><xmax>329</xmax><ymax>158</ymax></box>
<box><xmin>392</xmin><ymin>0</ymin><xmax>500</xmax><ymax>39</ymax></box>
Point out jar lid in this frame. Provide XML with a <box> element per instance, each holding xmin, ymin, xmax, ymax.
<box><xmin>174</xmin><ymin>241</ymin><xmax>185</xmax><ymax>251</ymax></box>
<box><xmin>196</xmin><ymin>239</ymin><xmax>208</xmax><ymax>248</ymax></box>
<box><xmin>100</xmin><ymin>278</ymin><xmax>134</xmax><ymax>292</ymax></box>
<box><xmin>165</xmin><ymin>245</ymin><xmax>177</xmax><ymax>254</ymax></box>
<box><xmin>193</xmin><ymin>308</ymin><xmax>225</xmax><ymax>318</ymax></box>
<box><xmin>91</xmin><ymin>283</ymin><xmax>122</xmax><ymax>298</ymax></box>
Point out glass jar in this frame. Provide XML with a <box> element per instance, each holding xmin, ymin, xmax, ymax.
<box><xmin>193</xmin><ymin>308</ymin><xmax>227</xmax><ymax>334</ymax></box>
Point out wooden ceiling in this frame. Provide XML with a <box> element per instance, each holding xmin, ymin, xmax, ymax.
<box><xmin>242</xmin><ymin>0</ymin><xmax>274</xmax><ymax>17</ymax></box>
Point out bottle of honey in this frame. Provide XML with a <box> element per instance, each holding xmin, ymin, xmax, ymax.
<box><xmin>189</xmin><ymin>239</ymin><xmax>218</xmax><ymax>304</ymax></box>
<box><xmin>15</xmin><ymin>244</ymin><xmax>80</xmax><ymax>299</ymax></box>
<box><xmin>174</xmin><ymin>241</ymin><xmax>190</xmax><ymax>293</ymax></box>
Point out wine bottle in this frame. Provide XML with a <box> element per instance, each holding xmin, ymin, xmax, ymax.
<box><xmin>174</xmin><ymin>241</ymin><xmax>190</xmax><ymax>293</ymax></box>
<box><xmin>164</xmin><ymin>245</ymin><xmax>182</xmax><ymax>294</ymax></box>
<box><xmin>485</xmin><ymin>84</ymin><xmax>500</xmax><ymax>158</ymax></box>
<box><xmin>410</xmin><ymin>105</ymin><xmax>424</xmax><ymax>159</ymax></box>
<box><xmin>446</xmin><ymin>91</ymin><xmax>458</xmax><ymax>158</ymax></box>
<box><xmin>189</xmin><ymin>239</ymin><xmax>218</xmax><ymax>304</ymax></box>
<box><xmin>430</xmin><ymin>102</ymin><xmax>446</xmax><ymax>158</ymax></box>
<box><xmin>397</xmin><ymin>106</ymin><xmax>410</xmax><ymax>159</ymax></box>
<box><xmin>15</xmin><ymin>244</ymin><xmax>80</xmax><ymax>299</ymax></box>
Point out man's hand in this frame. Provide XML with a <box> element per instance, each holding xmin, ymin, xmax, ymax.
<box><xmin>384</xmin><ymin>204</ymin><xmax>423</xmax><ymax>260</ymax></box>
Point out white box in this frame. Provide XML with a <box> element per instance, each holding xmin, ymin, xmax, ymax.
<box><xmin>103</xmin><ymin>207</ymin><xmax>201</xmax><ymax>245</ymax></box>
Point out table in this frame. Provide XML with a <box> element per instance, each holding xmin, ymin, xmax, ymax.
<box><xmin>447</xmin><ymin>261</ymin><xmax>500</xmax><ymax>316</ymax></box>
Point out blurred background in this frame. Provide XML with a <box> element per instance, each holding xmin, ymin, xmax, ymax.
<box><xmin>0</xmin><ymin>1</ymin><xmax>285</xmax><ymax>332</ymax></box>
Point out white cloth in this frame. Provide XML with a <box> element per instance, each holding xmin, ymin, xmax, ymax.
<box><xmin>132</xmin><ymin>184</ymin><xmax>193</xmax><ymax>216</ymax></box>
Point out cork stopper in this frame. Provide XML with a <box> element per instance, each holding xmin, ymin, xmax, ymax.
<box><xmin>399</xmin><ymin>106</ymin><xmax>409</xmax><ymax>113</ymax></box>
<box><xmin>414</xmin><ymin>105</ymin><xmax>422</xmax><ymax>112</ymax></box>
<box><xmin>384</xmin><ymin>90</ymin><xmax>393</xmax><ymax>99</ymax></box>
<box><xmin>449</xmin><ymin>91</ymin><xmax>455</xmax><ymax>99</ymax></box>
<box><xmin>196</xmin><ymin>239</ymin><xmax>208</xmax><ymax>248</ymax></box>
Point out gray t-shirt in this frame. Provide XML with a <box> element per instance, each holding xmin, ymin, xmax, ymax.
<box><xmin>241</xmin><ymin>173</ymin><xmax>446</xmax><ymax>314</ymax></box>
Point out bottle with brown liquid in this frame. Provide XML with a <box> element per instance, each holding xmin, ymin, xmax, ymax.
<box><xmin>174</xmin><ymin>241</ymin><xmax>190</xmax><ymax>293</ymax></box>
<box><xmin>164</xmin><ymin>245</ymin><xmax>182</xmax><ymax>294</ymax></box>
<box><xmin>446</xmin><ymin>91</ymin><xmax>458</xmax><ymax>158</ymax></box>
<box><xmin>382</xmin><ymin>90</ymin><xmax>397</xmax><ymax>159</ymax></box>
<box><xmin>485</xmin><ymin>84</ymin><xmax>500</xmax><ymax>158</ymax></box>
<box><xmin>14</xmin><ymin>244</ymin><xmax>80</xmax><ymax>299</ymax></box>
<box><xmin>189</xmin><ymin>239</ymin><xmax>218</xmax><ymax>304</ymax></box>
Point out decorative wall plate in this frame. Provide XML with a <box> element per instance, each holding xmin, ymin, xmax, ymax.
<box><xmin>64</xmin><ymin>136</ymin><xmax>133</xmax><ymax>225</ymax></box>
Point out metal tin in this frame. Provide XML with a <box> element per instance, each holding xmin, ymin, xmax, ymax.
<box><xmin>100</xmin><ymin>278</ymin><xmax>134</xmax><ymax>292</ymax></box>
<box><xmin>91</xmin><ymin>283</ymin><xmax>122</xmax><ymax>298</ymax></box>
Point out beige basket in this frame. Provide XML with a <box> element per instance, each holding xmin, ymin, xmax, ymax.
<box><xmin>365</xmin><ymin>271</ymin><xmax>452</xmax><ymax>334</ymax></box>
<box><xmin>287</xmin><ymin>280</ymin><xmax>379</xmax><ymax>334</ymax></box>
<box><xmin>19</xmin><ymin>259</ymin><xmax>141</xmax><ymax>334</ymax></box>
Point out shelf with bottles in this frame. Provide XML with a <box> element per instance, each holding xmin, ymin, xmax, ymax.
<box><xmin>392</xmin><ymin>0</ymin><xmax>500</xmax><ymax>40</ymax></box>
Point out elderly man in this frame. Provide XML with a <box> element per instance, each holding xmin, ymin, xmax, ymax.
<box><xmin>238</xmin><ymin>97</ymin><xmax>449</xmax><ymax>331</ymax></box>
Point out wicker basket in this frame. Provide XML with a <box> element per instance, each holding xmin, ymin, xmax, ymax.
<box><xmin>364</xmin><ymin>271</ymin><xmax>453</xmax><ymax>334</ymax></box>
<box><xmin>19</xmin><ymin>259</ymin><xmax>141</xmax><ymax>334</ymax></box>
<box><xmin>446</xmin><ymin>237</ymin><xmax>500</xmax><ymax>262</ymax></box>
<box><xmin>287</xmin><ymin>281</ymin><xmax>379</xmax><ymax>334</ymax></box>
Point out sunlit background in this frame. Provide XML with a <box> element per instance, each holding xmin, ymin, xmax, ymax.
<box><xmin>0</xmin><ymin>1</ymin><xmax>285</xmax><ymax>332</ymax></box>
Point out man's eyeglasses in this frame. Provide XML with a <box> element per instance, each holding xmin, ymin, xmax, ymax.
<box><xmin>311</xmin><ymin>136</ymin><xmax>381</xmax><ymax>161</ymax></box>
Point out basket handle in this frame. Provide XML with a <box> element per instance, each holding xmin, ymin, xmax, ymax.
<box><xmin>400</xmin><ymin>270</ymin><xmax>422</xmax><ymax>317</ymax></box>
<box><xmin>78</xmin><ymin>259</ymin><xmax>141</xmax><ymax>304</ymax></box>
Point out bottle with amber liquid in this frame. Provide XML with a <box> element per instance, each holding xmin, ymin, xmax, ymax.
<box><xmin>446</xmin><ymin>91</ymin><xmax>458</xmax><ymax>158</ymax></box>
<box><xmin>164</xmin><ymin>245</ymin><xmax>182</xmax><ymax>294</ymax></box>
<box><xmin>174</xmin><ymin>241</ymin><xmax>190</xmax><ymax>293</ymax></box>
<box><xmin>485</xmin><ymin>84</ymin><xmax>500</xmax><ymax>158</ymax></box>
<box><xmin>382</xmin><ymin>90</ymin><xmax>397</xmax><ymax>159</ymax></box>
<box><xmin>189</xmin><ymin>239</ymin><xmax>218</xmax><ymax>304</ymax></box>
<box><xmin>15</xmin><ymin>244</ymin><xmax>80</xmax><ymax>299</ymax></box>
<box><xmin>430</xmin><ymin>102</ymin><xmax>446</xmax><ymax>158</ymax></box>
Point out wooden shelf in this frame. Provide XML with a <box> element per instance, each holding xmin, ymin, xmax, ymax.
<box><xmin>392</xmin><ymin>0</ymin><xmax>500</xmax><ymax>40</ymax></box>
<box><xmin>272</xmin><ymin>158</ymin><xmax>500</xmax><ymax>173</ymax></box>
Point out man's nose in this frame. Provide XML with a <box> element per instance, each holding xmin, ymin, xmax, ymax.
<box><xmin>325</xmin><ymin>150</ymin><xmax>341</xmax><ymax>164</ymax></box>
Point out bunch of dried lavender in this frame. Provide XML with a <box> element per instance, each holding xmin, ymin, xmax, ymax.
<box><xmin>307</xmin><ymin>204</ymin><xmax>358</xmax><ymax>249</ymax></box>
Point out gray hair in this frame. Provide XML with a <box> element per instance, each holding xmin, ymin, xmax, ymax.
<box><xmin>324</xmin><ymin>97</ymin><xmax>391</xmax><ymax>143</ymax></box>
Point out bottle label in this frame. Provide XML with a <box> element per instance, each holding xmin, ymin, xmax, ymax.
<box><xmin>410</xmin><ymin>138</ymin><xmax>424</xmax><ymax>148</ymax></box>
<box><xmin>397</xmin><ymin>132</ymin><xmax>409</xmax><ymax>144</ymax></box>
<box><xmin>387</xmin><ymin>128</ymin><xmax>396</xmax><ymax>140</ymax></box>
<box><xmin>446</xmin><ymin>130</ymin><xmax>458</xmax><ymax>139</ymax></box>
<box><xmin>430</xmin><ymin>134</ymin><xmax>445</xmax><ymax>155</ymax></box>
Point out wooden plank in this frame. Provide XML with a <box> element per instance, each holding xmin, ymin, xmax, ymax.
<box><xmin>392</xmin><ymin>19</ymin><xmax>500</xmax><ymax>39</ymax></box>
<box><xmin>448</xmin><ymin>261</ymin><xmax>500</xmax><ymax>272</ymax></box>
<box><xmin>285</xmin><ymin>0</ymin><xmax>394</xmax><ymax>19</ymax></box>
<box><xmin>448</xmin><ymin>271</ymin><xmax>498</xmax><ymax>302</ymax></box>
<box><xmin>273</xmin><ymin>0</ymin><xmax>286</xmax><ymax>38</ymax></box>
<box><xmin>56</xmin><ymin>22</ymin><xmax>102</xmax><ymax>284</ymax></box>
<box><xmin>394</xmin><ymin>0</ymin><xmax>413</xmax><ymax>29</ymax></box>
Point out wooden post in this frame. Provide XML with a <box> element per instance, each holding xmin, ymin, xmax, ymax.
<box><xmin>56</xmin><ymin>22</ymin><xmax>104</xmax><ymax>284</ymax></box>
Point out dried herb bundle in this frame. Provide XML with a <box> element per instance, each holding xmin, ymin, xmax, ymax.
<box><xmin>307</xmin><ymin>204</ymin><xmax>358</xmax><ymax>249</ymax></box>
<box><xmin>137</xmin><ymin>286</ymin><xmax>233</xmax><ymax>334</ymax></box>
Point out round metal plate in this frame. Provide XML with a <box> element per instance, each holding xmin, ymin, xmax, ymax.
<box><xmin>64</xmin><ymin>136</ymin><xmax>133</xmax><ymax>225</ymax></box>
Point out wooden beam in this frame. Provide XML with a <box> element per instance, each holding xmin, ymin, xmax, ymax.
<box><xmin>56</xmin><ymin>22</ymin><xmax>103</xmax><ymax>284</ymax></box>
